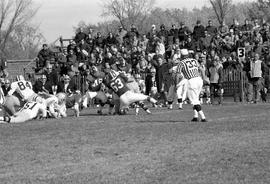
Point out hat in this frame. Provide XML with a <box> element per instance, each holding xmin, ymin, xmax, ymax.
<box><xmin>180</xmin><ymin>49</ymin><xmax>189</xmax><ymax>56</ymax></box>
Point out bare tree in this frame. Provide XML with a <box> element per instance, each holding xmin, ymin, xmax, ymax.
<box><xmin>209</xmin><ymin>0</ymin><xmax>232</xmax><ymax>25</ymax></box>
<box><xmin>101</xmin><ymin>0</ymin><xmax>156</xmax><ymax>30</ymax></box>
<box><xmin>0</xmin><ymin>0</ymin><xmax>38</xmax><ymax>57</ymax></box>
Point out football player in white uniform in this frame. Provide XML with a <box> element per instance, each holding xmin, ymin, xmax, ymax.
<box><xmin>0</xmin><ymin>101</ymin><xmax>47</xmax><ymax>123</ymax></box>
<box><xmin>8</xmin><ymin>75</ymin><xmax>43</xmax><ymax>103</ymax></box>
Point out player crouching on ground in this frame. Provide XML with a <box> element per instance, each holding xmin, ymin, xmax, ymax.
<box><xmin>3</xmin><ymin>75</ymin><xmax>44</xmax><ymax>116</ymax></box>
<box><xmin>82</xmin><ymin>66</ymin><xmax>112</xmax><ymax>115</ymax></box>
<box><xmin>39</xmin><ymin>92</ymin><xmax>67</xmax><ymax>118</ymax></box>
<box><xmin>57</xmin><ymin>75</ymin><xmax>82</xmax><ymax>117</ymax></box>
<box><xmin>104</xmin><ymin>70</ymin><xmax>158</xmax><ymax>115</ymax></box>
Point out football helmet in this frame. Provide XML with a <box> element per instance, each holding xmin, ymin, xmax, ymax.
<box><xmin>56</xmin><ymin>92</ymin><xmax>66</xmax><ymax>105</ymax></box>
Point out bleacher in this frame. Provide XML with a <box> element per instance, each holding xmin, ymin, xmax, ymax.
<box><xmin>6</xmin><ymin>59</ymin><xmax>36</xmax><ymax>81</ymax></box>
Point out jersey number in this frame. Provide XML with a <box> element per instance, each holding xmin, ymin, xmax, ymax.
<box><xmin>18</xmin><ymin>81</ymin><xmax>31</xmax><ymax>90</ymax></box>
<box><xmin>21</xmin><ymin>102</ymin><xmax>37</xmax><ymax>111</ymax></box>
<box><xmin>186</xmin><ymin>59</ymin><xmax>197</xmax><ymax>69</ymax></box>
<box><xmin>110</xmin><ymin>78</ymin><xmax>124</xmax><ymax>92</ymax></box>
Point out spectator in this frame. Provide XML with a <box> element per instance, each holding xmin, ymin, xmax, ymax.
<box><xmin>230</xmin><ymin>19</ymin><xmax>241</xmax><ymax>35</ymax></box>
<box><xmin>37</xmin><ymin>44</ymin><xmax>53</xmax><ymax>70</ymax></box>
<box><xmin>178</xmin><ymin>22</ymin><xmax>191</xmax><ymax>42</ymax></box>
<box><xmin>104</xmin><ymin>32</ymin><xmax>118</xmax><ymax>48</ymax></box>
<box><xmin>157</xmin><ymin>24</ymin><xmax>169</xmax><ymax>46</ymax></box>
<box><xmin>116</xmin><ymin>26</ymin><xmax>127</xmax><ymax>45</ymax></box>
<box><xmin>57</xmin><ymin>74</ymin><xmax>78</xmax><ymax>94</ymax></box>
<box><xmin>244</xmin><ymin>53</ymin><xmax>267</xmax><ymax>103</ymax></box>
<box><xmin>147</xmin><ymin>24</ymin><xmax>158</xmax><ymax>40</ymax></box>
<box><xmin>169</xmin><ymin>24</ymin><xmax>179</xmax><ymax>44</ymax></box>
<box><xmin>74</xmin><ymin>27</ymin><xmax>87</xmax><ymax>44</ymax></box>
<box><xmin>155</xmin><ymin>39</ymin><xmax>165</xmax><ymax>56</ymax></box>
<box><xmin>94</xmin><ymin>32</ymin><xmax>104</xmax><ymax>48</ymax></box>
<box><xmin>219</xmin><ymin>20</ymin><xmax>229</xmax><ymax>37</ymax></box>
<box><xmin>44</xmin><ymin>64</ymin><xmax>58</xmax><ymax>89</ymax></box>
<box><xmin>33</xmin><ymin>75</ymin><xmax>53</xmax><ymax>94</ymax></box>
<box><xmin>193</xmin><ymin>20</ymin><xmax>205</xmax><ymax>41</ymax></box>
<box><xmin>205</xmin><ymin>20</ymin><xmax>218</xmax><ymax>37</ymax></box>
<box><xmin>241</xmin><ymin>19</ymin><xmax>253</xmax><ymax>35</ymax></box>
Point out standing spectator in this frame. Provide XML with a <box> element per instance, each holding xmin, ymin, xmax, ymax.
<box><xmin>37</xmin><ymin>44</ymin><xmax>53</xmax><ymax>70</ymax></box>
<box><xmin>157</xmin><ymin>24</ymin><xmax>169</xmax><ymax>46</ymax></box>
<box><xmin>74</xmin><ymin>27</ymin><xmax>87</xmax><ymax>44</ymax></box>
<box><xmin>169</xmin><ymin>24</ymin><xmax>179</xmax><ymax>44</ymax></box>
<box><xmin>66</xmin><ymin>49</ymin><xmax>77</xmax><ymax>66</ymax></box>
<box><xmin>1</xmin><ymin>79</ymin><xmax>11</xmax><ymax>96</ymax></box>
<box><xmin>155</xmin><ymin>39</ymin><xmax>165</xmax><ymax>56</ymax></box>
<box><xmin>147</xmin><ymin>25</ymin><xmax>158</xmax><ymax>40</ymax></box>
<box><xmin>178</xmin><ymin>22</ymin><xmax>191</xmax><ymax>42</ymax></box>
<box><xmin>205</xmin><ymin>20</ymin><xmax>217</xmax><ymax>37</ymax></box>
<box><xmin>193</xmin><ymin>20</ymin><xmax>205</xmax><ymax>41</ymax></box>
<box><xmin>241</xmin><ymin>19</ymin><xmax>253</xmax><ymax>36</ymax></box>
<box><xmin>139</xmin><ymin>34</ymin><xmax>149</xmax><ymax>51</ymax></box>
<box><xmin>245</xmin><ymin>53</ymin><xmax>267</xmax><ymax>103</ymax></box>
<box><xmin>209</xmin><ymin>57</ymin><xmax>223</xmax><ymax>104</ymax></box>
<box><xmin>219</xmin><ymin>20</ymin><xmax>229</xmax><ymax>37</ymax></box>
<box><xmin>116</xmin><ymin>26</ymin><xmax>127</xmax><ymax>46</ymax></box>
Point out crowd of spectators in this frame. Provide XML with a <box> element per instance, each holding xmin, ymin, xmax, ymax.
<box><xmin>34</xmin><ymin>18</ymin><xmax>270</xmax><ymax>104</ymax></box>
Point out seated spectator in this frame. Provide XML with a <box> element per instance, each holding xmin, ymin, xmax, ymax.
<box><xmin>44</xmin><ymin>64</ymin><xmax>59</xmax><ymax>89</ymax></box>
<box><xmin>57</xmin><ymin>74</ymin><xmax>78</xmax><ymax>94</ymax></box>
<box><xmin>33</xmin><ymin>75</ymin><xmax>53</xmax><ymax>94</ymax></box>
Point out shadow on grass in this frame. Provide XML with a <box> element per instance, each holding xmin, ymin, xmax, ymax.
<box><xmin>135</xmin><ymin>120</ymin><xmax>186</xmax><ymax>123</ymax></box>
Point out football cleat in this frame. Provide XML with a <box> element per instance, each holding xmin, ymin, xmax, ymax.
<box><xmin>201</xmin><ymin>119</ymin><xmax>207</xmax><ymax>122</ymax></box>
<box><xmin>191</xmin><ymin>117</ymin><xmax>198</xmax><ymax>122</ymax></box>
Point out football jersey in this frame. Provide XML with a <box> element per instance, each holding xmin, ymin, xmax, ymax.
<box><xmin>8</xmin><ymin>80</ymin><xmax>35</xmax><ymax>100</ymax></box>
<box><xmin>105</xmin><ymin>74</ymin><xmax>129</xmax><ymax>97</ymax></box>
<box><xmin>17</xmin><ymin>101</ymin><xmax>47</xmax><ymax>119</ymax></box>
<box><xmin>88</xmin><ymin>72</ymin><xmax>105</xmax><ymax>91</ymax></box>
<box><xmin>176</xmin><ymin>58</ymin><xmax>200</xmax><ymax>80</ymax></box>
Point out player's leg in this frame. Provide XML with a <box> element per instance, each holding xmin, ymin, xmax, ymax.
<box><xmin>95</xmin><ymin>91</ymin><xmax>108</xmax><ymax>115</ymax></box>
<box><xmin>3</xmin><ymin>95</ymin><xmax>23</xmax><ymax>116</ymax></box>
<box><xmin>0</xmin><ymin>112</ymin><xmax>30</xmax><ymax>123</ymax></box>
<box><xmin>167</xmin><ymin>85</ymin><xmax>176</xmax><ymax>109</ymax></box>
<box><xmin>83</xmin><ymin>91</ymin><xmax>98</xmax><ymax>108</ymax></box>
<box><xmin>188</xmin><ymin>78</ymin><xmax>206</xmax><ymax>122</ymax></box>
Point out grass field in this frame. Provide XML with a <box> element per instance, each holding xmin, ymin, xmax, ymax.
<box><xmin>1</xmin><ymin>102</ymin><xmax>270</xmax><ymax>184</ymax></box>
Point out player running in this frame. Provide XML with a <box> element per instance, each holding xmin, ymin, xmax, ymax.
<box><xmin>174</xmin><ymin>49</ymin><xmax>207</xmax><ymax>122</ymax></box>
<box><xmin>104</xmin><ymin>70</ymin><xmax>158</xmax><ymax>115</ymax></box>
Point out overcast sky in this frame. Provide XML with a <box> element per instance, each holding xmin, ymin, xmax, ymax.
<box><xmin>33</xmin><ymin>0</ymin><xmax>253</xmax><ymax>43</ymax></box>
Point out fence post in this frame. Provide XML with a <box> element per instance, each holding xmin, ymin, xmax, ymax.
<box><xmin>240</xmin><ymin>70</ymin><xmax>245</xmax><ymax>102</ymax></box>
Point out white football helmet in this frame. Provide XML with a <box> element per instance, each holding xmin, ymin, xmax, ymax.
<box><xmin>56</xmin><ymin>92</ymin><xmax>66</xmax><ymax>105</ymax></box>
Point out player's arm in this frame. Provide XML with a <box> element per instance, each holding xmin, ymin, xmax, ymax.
<box><xmin>7</xmin><ymin>83</ymin><xmax>17</xmax><ymax>96</ymax></box>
